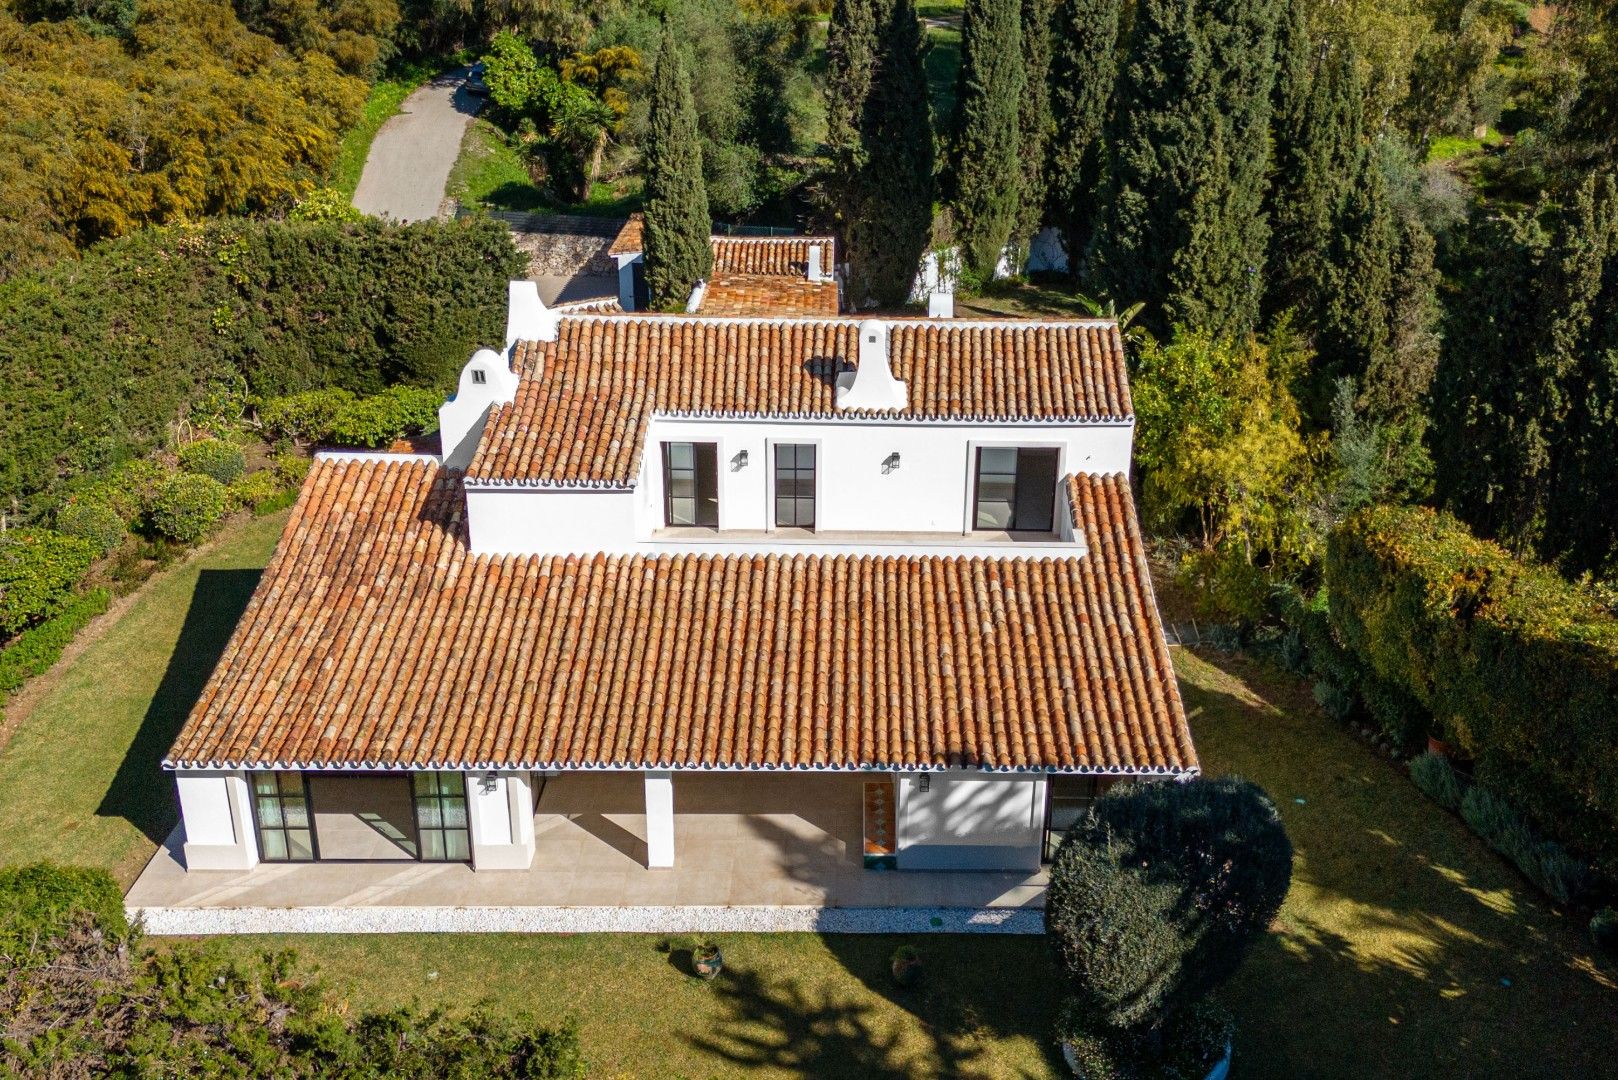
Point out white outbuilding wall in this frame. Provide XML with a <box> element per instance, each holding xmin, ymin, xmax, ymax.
<box><xmin>176</xmin><ymin>770</ymin><xmax>259</xmax><ymax>870</ymax></box>
<box><xmin>893</xmin><ymin>770</ymin><xmax>1047</xmax><ymax>871</ymax></box>
<box><xmin>464</xmin><ymin>770</ymin><xmax>536</xmax><ymax>870</ymax></box>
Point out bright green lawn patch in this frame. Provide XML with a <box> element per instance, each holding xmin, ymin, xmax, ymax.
<box><xmin>1427</xmin><ymin>127</ymin><xmax>1506</xmax><ymax>164</ymax></box>
<box><xmin>179</xmin><ymin>932</ymin><xmax>1061</xmax><ymax>1079</ymax></box>
<box><xmin>0</xmin><ymin>512</ymin><xmax>286</xmax><ymax>884</ymax></box>
<box><xmin>448</xmin><ymin>119</ymin><xmax>645</xmax><ymax>216</ymax></box>
<box><xmin>1177</xmin><ymin>648</ymin><xmax>1618</xmax><ymax>1078</ymax></box>
<box><xmin>335</xmin><ymin>64</ymin><xmax>445</xmax><ymax>198</ymax></box>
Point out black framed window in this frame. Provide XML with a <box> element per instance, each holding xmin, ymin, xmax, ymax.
<box><xmin>774</xmin><ymin>443</ymin><xmax>816</xmax><ymax>528</ymax></box>
<box><xmin>663</xmin><ymin>442</ymin><xmax>719</xmax><ymax>527</ymax></box>
<box><xmin>1043</xmin><ymin>776</ymin><xmax>1106</xmax><ymax>862</ymax></box>
<box><xmin>252</xmin><ymin>771</ymin><xmax>315</xmax><ymax>862</ymax></box>
<box><xmin>974</xmin><ymin>447</ymin><xmax>1058</xmax><ymax>531</ymax></box>
<box><xmin>412</xmin><ymin>772</ymin><xmax>471</xmax><ymax>862</ymax></box>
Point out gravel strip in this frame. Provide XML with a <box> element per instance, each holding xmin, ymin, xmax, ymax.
<box><xmin>130</xmin><ymin>904</ymin><xmax>1044</xmax><ymax>936</ymax></box>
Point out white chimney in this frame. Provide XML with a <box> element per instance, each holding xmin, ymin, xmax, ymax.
<box><xmin>807</xmin><ymin>243</ymin><xmax>823</xmax><ymax>283</ymax></box>
<box><xmin>506</xmin><ymin>280</ymin><xmax>560</xmax><ymax>349</ymax></box>
<box><xmin>439</xmin><ymin>347</ymin><xmax>520</xmax><ymax>470</ymax></box>
<box><xmin>835</xmin><ymin>319</ymin><xmax>909</xmax><ymax>411</ymax></box>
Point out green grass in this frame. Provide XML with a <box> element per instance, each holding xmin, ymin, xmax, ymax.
<box><xmin>334</xmin><ymin>64</ymin><xmax>446</xmax><ymax>198</ymax></box>
<box><xmin>923</xmin><ymin>22</ymin><xmax>962</xmax><ymax>131</ymax></box>
<box><xmin>3</xmin><ymin>509</ymin><xmax>1617</xmax><ymax>1076</ymax></box>
<box><xmin>448</xmin><ymin>119</ymin><xmax>645</xmax><ymax>217</ymax></box>
<box><xmin>0</xmin><ymin>512</ymin><xmax>287</xmax><ymax>884</ymax></box>
<box><xmin>1426</xmin><ymin>126</ymin><xmax>1507</xmax><ymax>165</ymax></box>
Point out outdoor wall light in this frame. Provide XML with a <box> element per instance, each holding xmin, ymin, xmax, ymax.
<box><xmin>883</xmin><ymin>452</ymin><xmax>901</xmax><ymax>475</ymax></box>
<box><xmin>480</xmin><ymin>770</ymin><xmax>499</xmax><ymax>794</ymax></box>
<box><xmin>732</xmin><ymin>449</ymin><xmax>749</xmax><ymax>471</ymax></box>
<box><xmin>918</xmin><ymin>772</ymin><xmax>930</xmax><ymax>792</ymax></box>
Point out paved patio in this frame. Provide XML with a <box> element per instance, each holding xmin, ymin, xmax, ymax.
<box><xmin>127</xmin><ymin>773</ymin><xmax>1047</xmax><ymax>930</ymax></box>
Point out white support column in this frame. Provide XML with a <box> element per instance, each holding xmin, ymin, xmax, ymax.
<box><xmin>464</xmin><ymin>770</ymin><xmax>536</xmax><ymax>870</ymax></box>
<box><xmin>176</xmin><ymin>770</ymin><xmax>259</xmax><ymax>871</ymax></box>
<box><xmin>644</xmin><ymin>770</ymin><xmax>675</xmax><ymax>868</ymax></box>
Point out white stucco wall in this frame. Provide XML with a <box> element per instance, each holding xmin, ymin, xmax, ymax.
<box><xmin>176</xmin><ymin>770</ymin><xmax>259</xmax><ymax>871</ymax></box>
<box><xmin>461</xmin><ymin>417</ymin><xmax>1133</xmax><ymax>556</ymax></box>
<box><xmin>464</xmin><ymin>770</ymin><xmax>535</xmax><ymax>870</ymax></box>
<box><xmin>894</xmin><ymin>770</ymin><xmax>1046</xmax><ymax>871</ymax></box>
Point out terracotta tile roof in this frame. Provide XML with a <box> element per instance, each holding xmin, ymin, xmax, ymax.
<box><xmin>701</xmin><ymin>274</ymin><xmax>840</xmax><ymax>317</ymax></box>
<box><xmin>607</xmin><ymin>213</ymin><xmax>643</xmax><ymax>256</ymax></box>
<box><xmin>468</xmin><ymin>316</ymin><xmax>1132</xmax><ymax>487</ymax></box>
<box><xmin>165</xmin><ymin>458</ymin><xmax>1195</xmax><ymax>775</ymax></box>
<box><xmin>710</xmin><ymin>236</ymin><xmax>836</xmax><ymax>276</ymax></box>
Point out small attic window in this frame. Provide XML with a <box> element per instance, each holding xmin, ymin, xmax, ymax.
<box><xmin>471</xmin><ymin>369</ymin><xmax>487</xmax><ymax>385</ymax></box>
<box><xmin>866</xmin><ymin>333</ymin><xmax>878</xmax><ymax>343</ymax></box>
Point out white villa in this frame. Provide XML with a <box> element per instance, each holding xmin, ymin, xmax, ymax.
<box><xmin>129</xmin><ymin>231</ymin><xmax>1197</xmax><ymax>933</ymax></box>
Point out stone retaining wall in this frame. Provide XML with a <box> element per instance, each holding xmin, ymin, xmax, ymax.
<box><xmin>515</xmin><ymin>229</ymin><xmax>617</xmax><ymax>278</ymax></box>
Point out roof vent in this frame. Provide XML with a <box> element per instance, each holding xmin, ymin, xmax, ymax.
<box><xmin>835</xmin><ymin>319</ymin><xmax>908</xmax><ymax>411</ymax></box>
<box><xmin>807</xmin><ymin>243</ymin><xmax>824</xmax><ymax>284</ymax></box>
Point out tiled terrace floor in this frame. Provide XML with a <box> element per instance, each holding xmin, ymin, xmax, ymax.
<box><xmin>126</xmin><ymin>773</ymin><xmax>1047</xmax><ymax>912</ymax></box>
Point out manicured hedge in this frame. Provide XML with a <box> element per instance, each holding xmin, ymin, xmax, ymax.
<box><xmin>1327</xmin><ymin>505</ymin><xmax>1618</xmax><ymax>873</ymax></box>
<box><xmin>0</xmin><ymin>589</ymin><xmax>111</xmax><ymax>697</ymax></box>
<box><xmin>0</xmin><ymin>529</ymin><xmax>96</xmax><ymax>637</ymax></box>
<box><xmin>0</xmin><ymin>216</ymin><xmax>522</xmax><ymax>517</ymax></box>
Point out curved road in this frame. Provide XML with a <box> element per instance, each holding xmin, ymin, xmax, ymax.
<box><xmin>352</xmin><ymin>67</ymin><xmax>483</xmax><ymax>223</ymax></box>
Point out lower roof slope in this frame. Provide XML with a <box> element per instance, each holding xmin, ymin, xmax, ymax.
<box><xmin>166</xmin><ymin>458</ymin><xmax>1196</xmax><ymax>775</ymax></box>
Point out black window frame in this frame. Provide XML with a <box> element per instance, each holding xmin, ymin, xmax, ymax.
<box><xmin>973</xmin><ymin>446</ymin><xmax>1059</xmax><ymax>532</ymax></box>
<box><xmin>662</xmin><ymin>442</ymin><xmax>720</xmax><ymax>528</ymax></box>
<box><xmin>1042</xmin><ymin>775</ymin><xmax>1104</xmax><ymax>862</ymax></box>
<box><xmin>251</xmin><ymin>771</ymin><xmax>318</xmax><ymax>863</ymax></box>
<box><xmin>412</xmin><ymin>772</ymin><xmax>472</xmax><ymax>863</ymax></box>
<box><xmin>773</xmin><ymin>443</ymin><xmax>817</xmax><ymax>529</ymax></box>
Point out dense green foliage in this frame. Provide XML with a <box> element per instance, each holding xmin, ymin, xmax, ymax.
<box><xmin>0</xmin><ymin>863</ymin><xmax>588</xmax><ymax>1077</ymax></box>
<box><xmin>1045</xmin><ymin>777</ymin><xmax>1293</xmax><ymax>1035</ymax></box>
<box><xmin>51</xmin><ymin>501</ymin><xmax>127</xmax><ymax>556</ymax></box>
<box><xmin>0</xmin><ymin>531</ymin><xmax>96</xmax><ymax>638</ymax></box>
<box><xmin>0</xmin><ymin>216</ymin><xmax>520</xmax><ymax>516</ymax></box>
<box><xmin>829</xmin><ymin>0</ymin><xmax>934</xmax><ymax>307</ymax></box>
<box><xmin>1327</xmin><ymin>505</ymin><xmax>1618</xmax><ymax>873</ymax></box>
<box><xmin>0</xmin><ymin>0</ymin><xmax>381</xmax><ymax>279</ymax></box>
<box><xmin>1409</xmin><ymin>751</ymin><xmax>1464</xmax><ymax>812</ymax></box>
<box><xmin>1009</xmin><ymin>0</ymin><xmax>1054</xmax><ymax>259</ymax></box>
<box><xmin>149</xmin><ymin>473</ymin><xmax>231</xmax><ymax>544</ymax></box>
<box><xmin>949</xmin><ymin>0</ymin><xmax>1024</xmax><ymax>278</ymax></box>
<box><xmin>641</xmin><ymin>19</ymin><xmax>713</xmax><ymax>309</ymax></box>
<box><xmin>0</xmin><ymin>590</ymin><xmax>110</xmax><ymax>699</ymax></box>
<box><xmin>1056</xmin><ymin>998</ymin><xmax>1233</xmax><ymax>1080</ymax></box>
<box><xmin>1044</xmin><ymin>0</ymin><xmax>1120</xmax><ymax>288</ymax></box>
<box><xmin>1090</xmin><ymin>0</ymin><xmax>1282</xmax><ymax>339</ymax></box>
<box><xmin>177</xmin><ymin>439</ymin><xmax>247</xmax><ymax>486</ymax></box>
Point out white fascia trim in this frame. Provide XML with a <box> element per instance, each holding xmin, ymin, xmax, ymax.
<box><xmin>551</xmin><ymin>312</ymin><xmax>1121</xmax><ymax>332</ymax></box>
<box><xmin>166</xmin><ymin>760</ymin><xmax>1198</xmax><ymax>777</ymax></box>
<box><xmin>314</xmin><ymin>450</ymin><xmax>442</xmax><ymax>465</ymax></box>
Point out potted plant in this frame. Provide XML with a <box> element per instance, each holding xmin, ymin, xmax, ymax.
<box><xmin>890</xmin><ymin>944</ymin><xmax>922</xmax><ymax>987</ymax></box>
<box><xmin>692</xmin><ymin>941</ymin><xmax>723</xmax><ymax>980</ymax></box>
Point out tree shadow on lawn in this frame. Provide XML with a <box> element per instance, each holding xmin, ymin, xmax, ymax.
<box><xmin>1180</xmin><ymin>648</ymin><xmax>1618</xmax><ymax>1079</ymax></box>
<box><xmin>688</xmin><ymin>945</ymin><xmax>1057</xmax><ymax>1080</ymax></box>
<box><xmin>96</xmin><ymin>569</ymin><xmax>263</xmax><ymax>844</ymax></box>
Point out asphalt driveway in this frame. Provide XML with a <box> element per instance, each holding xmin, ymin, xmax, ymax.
<box><xmin>352</xmin><ymin>67</ymin><xmax>483</xmax><ymax>223</ymax></box>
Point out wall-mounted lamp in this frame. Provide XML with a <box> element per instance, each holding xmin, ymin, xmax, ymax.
<box><xmin>918</xmin><ymin>772</ymin><xmax>930</xmax><ymax>792</ymax></box>
<box><xmin>882</xmin><ymin>452</ymin><xmax>901</xmax><ymax>475</ymax></box>
<box><xmin>731</xmin><ymin>449</ymin><xmax>749</xmax><ymax>471</ymax></box>
<box><xmin>480</xmin><ymin>770</ymin><xmax>499</xmax><ymax>794</ymax></box>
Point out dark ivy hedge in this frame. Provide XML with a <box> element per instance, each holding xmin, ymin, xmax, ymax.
<box><xmin>1327</xmin><ymin>505</ymin><xmax>1618</xmax><ymax>874</ymax></box>
<box><xmin>0</xmin><ymin>216</ymin><xmax>523</xmax><ymax>516</ymax></box>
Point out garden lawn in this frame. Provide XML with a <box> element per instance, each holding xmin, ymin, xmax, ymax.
<box><xmin>0</xmin><ymin>512</ymin><xmax>286</xmax><ymax>884</ymax></box>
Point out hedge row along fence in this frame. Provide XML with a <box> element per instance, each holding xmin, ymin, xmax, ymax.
<box><xmin>1326</xmin><ymin>505</ymin><xmax>1618</xmax><ymax>875</ymax></box>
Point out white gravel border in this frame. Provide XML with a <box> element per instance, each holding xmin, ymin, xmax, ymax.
<box><xmin>130</xmin><ymin>904</ymin><xmax>1043</xmax><ymax>936</ymax></box>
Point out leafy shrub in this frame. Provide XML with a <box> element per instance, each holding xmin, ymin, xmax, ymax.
<box><xmin>327</xmin><ymin>385</ymin><xmax>443</xmax><ymax>447</ymax></box>
<box><xmin>1461</xmin><ymin>785</ymin><xmax>1594</xmax><ymax>905</ymax></box>
<box><xmin>1531</xmin><ymin>839</ymin><xmax>1594</xmax><ymax>907</ymax></box>
<box><xmin>1362</xmin><ymin>677</ymin><xmax>1430</xmax><ymax>752</ymax></box>
<box><xmin>227</xmin><ymin>470</ymin><xmax>287</xmax><ymax>512</ymax></box>
<box><xmin>1056</xmin><ymin>997</ymin><xmax>1234</xmax><ymax>1080</ymax></box>
<box><xmin>1312</xmin><ymin>679</ymin><xmax>1355</xmax><ymax>722</ymax></box>
<box><xmin>177</xmin><ymin>438</ymin><xmax>246</xmax><ymax>485</ymax></box>
<box><xmin>54</xmin><ymin>499</ymin><xmax>126</xmax><ymax>555</ymax></box>
<box><xmin>273</xmin><ymin>450</ymin><xmax>312</xmax><ymax>488</ymax></box>
<box><xmin>0</xmin><ymin>589</ymin><xmax>111</xmax><ymax>696</ymax></box>
<box><xmin>258</xmin><ymin>387</ymin><xmax>359</xmax><ymax>443</ymax></box>
<box><xmin>1592</xmin><ymin>907</ymin><xmax>1618</xmax><ymax>958</ymax></box>
<box><xmin>78</xmin><ymin>459</ymin><xmax>170</xmax><ymax>524</ymax></box>
<box><xmin>149</xmin><ymin>473</ymin><xmax>229</xmax><ymax>543</ymax></box>
<box><xmin>0</xmin><ymin>529</ymin><xmax>96</xmax><ymax>638</ymax></box>
<box><xmin>0</xmin><ymin>863</ymin><xmax>128</xmax><ymax>958</ymax></box>
<box><xmin>1045</xmin><ymin>776</ymin><xmax>1292</xmax><ymax>1035</ymax></box>
<box><xmin>1410</xmin><ymin>752</ymin><xmax>1465</xmax><ymax>812</ymax></box>
<box><xmin>1328</xmin><ymin>506</ymin><xmax>1618</xmax><ymax>873</ymax></box>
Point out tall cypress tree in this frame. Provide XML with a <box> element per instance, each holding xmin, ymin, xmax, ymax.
<box><xmin>1090</xmin><ymin>0</ymin><xmax>1284</xmax><ymax>338</ymax></box>
<box><xmin>1010</xmin><ymin>0</ymin><xmax>1056</xmax><ymax>263</ymax></box>
<box><xmin>641</xmin><ymin>20</ymin><xmax>712</xmax><ymax>310</ymax></box>
<box><xmin>1363</xmin><ymin>214</ymin><xmax>1441</xmax><ymax>427</ymax></box>
<box><xmin>951</xmin><ymin>0</ymin><xmax>1025</xmax><ymax>278</ymax></box>
<box><xmin>1315</xmin><ymin>143</ymin><xmax>1397</xmax><ymax>404</ymax></box>
<box><xmin>835</xmin><ymin>0</ymin><xmax>935</xmax><ymax>308</ymax></box>
<box><xmin>1266</xmin><ymin>20</ymin><xmax>1363</xmax><ymax>324</ymax></box>
<box><xmin>826</xmin><ymin>0</ymin><xmax>880</xmax><ymax>181</ymax></box>
<box><xmin>1046</xmin><ymin>0</ymin><xmax>1122</xmax><ymax>275</ymax></box>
